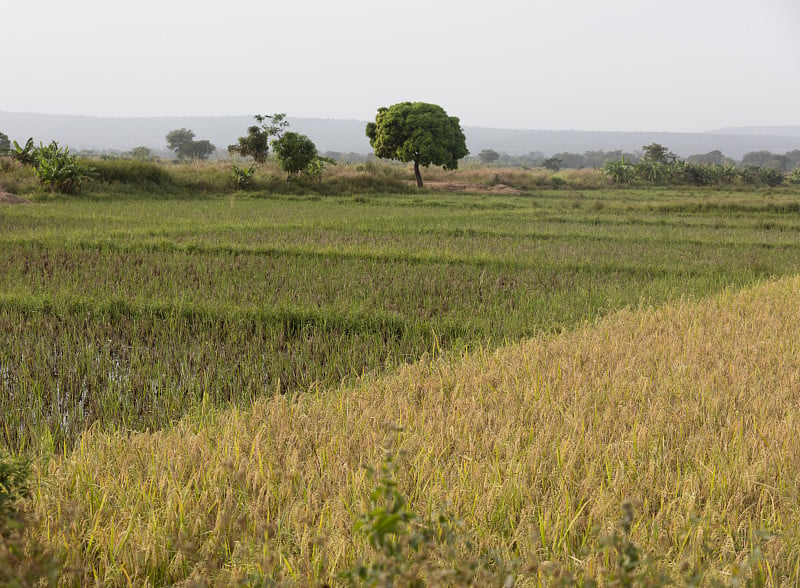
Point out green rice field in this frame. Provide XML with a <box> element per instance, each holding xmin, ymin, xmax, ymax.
<box><xmin>2</xmin><ymin>187</ymin><xmax>800</xmax><ymax>452</ymax></box>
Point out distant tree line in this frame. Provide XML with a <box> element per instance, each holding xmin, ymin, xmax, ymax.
<box><xmin>471</xmin><ymin>146</ymin><xmax>800</xmax><ymax>172</ymax></box>
<box><xmin>601</xmin><ymin>144</ymin><xmax>796</xmax><ymax>187</ymax></box>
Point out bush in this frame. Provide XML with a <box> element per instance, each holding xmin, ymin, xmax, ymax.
<box><xmin>32</xmin><ymin>141</ymin><xmax>96</xmax><ymax>193</ymax></box>
<box><xmin>740</xmin><ymin>165</ymin><xmax>785</xmax><ymax>187</ymax></box>
<box><xmin>272</xmin><ymin>132</ymin><xmax>319</xmax><ymax>177</ymax></box>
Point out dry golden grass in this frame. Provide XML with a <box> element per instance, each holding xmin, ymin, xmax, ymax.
<box><xmin>32</xmin><ymin>276</ymin><xmax>800</xmax><ymax>585</ymax></box>
<box><xmin>421</xmin><ymin>165</ymin><xmax>605</xmax><ymax>189</ymax></box>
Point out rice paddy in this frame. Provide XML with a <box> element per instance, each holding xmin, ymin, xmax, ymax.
<box><xmin>2</xmin><ymin>182</ymin><xmax>800</xmax><ymax>585</ymax></box>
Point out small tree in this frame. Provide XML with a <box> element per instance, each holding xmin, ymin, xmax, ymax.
<box><xmin>165</xmin><ymin>129</ymin><xmax>216</xmax><ymax>161</ymax></box>
<box><xmin>181</xmin><ymin>139</ymin><xmax>216</xmax><ymax>161</ymax></box>
<box><xmin>366</xmin><ymin>102</ymin><xmax>468</xmax><ymax>188</ymax></box>
<box><xmin>0</xmin><ymin>132</ymin><xmax>10</xmax><ymax>152</ymax></box>
<box><xmin>478</xmin><ymin>148</ymin><xmax>500</xmax><ymax>165</ymax></box>
<box><xmin>129</xmin><ymin>146</ymin><xmax>153</xmax><ymax>161</ymax></box>
<box><xmin>271</xmin><ymin>132</ymin><xmax>318</xmax><ymax>177</ymax></box>
<box><xmin>228</xmin><ymin>113</ymin><xmax>288</xmax><ymax>163</ymax></box>
<box><xmin>166</xmin><ymin>128</ymin><xmax>195</xmax><ymax>155</ymax></box>
<box><xmin>642</xmin><ymin>143</ymin><xmax>677</xmax><ymax>164</ymax></box>
<box><xmin>543</xmin><ymin>156</ymin><xmax>562</xmax><ymax>171</ymax></box>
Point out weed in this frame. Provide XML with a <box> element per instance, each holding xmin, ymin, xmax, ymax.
<box><xmin>342</xmin><ymin>431</ymin><xmax>514</xmax><ymax>587</ymax></box>
<box><xmin>0</xmin><ymin>455</ymin><xmax>59</xmax><ymax>587</ymax></box>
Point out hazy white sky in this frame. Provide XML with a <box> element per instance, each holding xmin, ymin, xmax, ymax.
<box><xmin>4</xmin><ymin>0</ymin><xmax>799</xmax><ymax>131</ymax></box>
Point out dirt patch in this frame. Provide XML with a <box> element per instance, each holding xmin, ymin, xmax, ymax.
<box><xmin>0</xmin><ymin>190</ymin><xmax>32</xmax><ymax>205</ymax></box>
<box><xmin>419</xmin><ymin>181</ymin><xmax>522</xmax><ymax>194</ymax></box>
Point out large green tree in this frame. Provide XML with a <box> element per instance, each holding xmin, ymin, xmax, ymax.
<box><xmin>0</xmin><ymin>131</ymin><xmax>10</xmax><ymax>152</ymax></box>
<box><xmin>366</xmin><ymin>102</ymin><xmax>468</xmax><ymax>188</ymax></box>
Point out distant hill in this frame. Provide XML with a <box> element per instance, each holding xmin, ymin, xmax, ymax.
<box><xmin>708</xmin><ymin>126</ymin><xmax>800</xmax><ymax>138</ymax></box>
<box><xmin>1</xmin><ymin>111</ymin><xmax>799</xmax><ymax>160</ymax></box>
<box><xmin>463</xmin><ymin>127</ymin><xmax>800</xmax><ymax>159</ymax></box>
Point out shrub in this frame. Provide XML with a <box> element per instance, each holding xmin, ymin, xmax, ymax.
<box><xmin>32</xmin><ymin>141</ymin><xmax>96</xmax><ymax>193</ymax></box>
<box><xmin>755</xmin><ymin>166</ymin><xmax>786</xmax><ymax>187</ymax></box>
<box><xmin>272</xmin><ymin>132</ymin><xmax>319</xmax><ymax>178</ymax></box>
<box><xmin>680</xmin><ymin>163</ymin><xmax>719</xmax><ymax>186</ymax></box>
<box><xmin>740</xmin><ymin>165</ymin><xmax>785</xmax><ymax>187</ymax></box>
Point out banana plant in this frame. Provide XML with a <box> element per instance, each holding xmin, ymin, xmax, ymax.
<box><xmin>3</xmin><ymin>138</ymin><xmax>36</xmax><ymax>165</ymax></box>
<box><xmin>31</xmin><ymin>141</ymin><xmax>95</xmax><ymax>193</ymax></box>
<box><xmin>231</xmin><ymin>163</ymin><xmax>257</xmax><ymax>189</ymax></box>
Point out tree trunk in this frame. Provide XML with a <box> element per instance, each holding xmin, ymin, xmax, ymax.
<box><xmin>413</xmin><ymin>160</ymin><xmax>423</xmax><ymax>188</ymax></box>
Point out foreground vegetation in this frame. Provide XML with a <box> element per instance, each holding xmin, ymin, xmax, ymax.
<box><xmin>2</xmin><ymin>166</ymin><xmax>800</xmax><ymax>584</ymax></box>
<box><xmin>11</xmin><ymin>274</ymin><xmax>800</xmax><ymax>585</ymax></box>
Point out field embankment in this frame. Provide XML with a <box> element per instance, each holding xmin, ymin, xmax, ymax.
<box><xmin>31</xmin><ymin>275</ymin><xmax>800</xmax><ymax>585</ymax></box>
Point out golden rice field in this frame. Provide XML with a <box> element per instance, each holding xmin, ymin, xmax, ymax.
<box><xmin>27</xmin><ymin>274</ymin><xmax>800</xmax><ymax>586</ymax></box>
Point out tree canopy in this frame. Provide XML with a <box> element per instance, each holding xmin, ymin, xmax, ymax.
<box><xmin>271</xmin><ymin>132</ymin><xmax>318</xmax><ymax>177</ymax></box>
<box><xmin>478</xmin><ymin>149</ymin><xmax>500</xmax><ymax>164</ymax></box>
<box><xmin>0</xmin><ymin>131</ymin><xmax>10</xmax><ymax>152</ymax></box>
<box><xmin>365</xmin><ymin>102</ymin><xmax>468</xmax><ymax>188</ymax></box>
<box><xmin>165</xmin><ymin>128</ymin><xmax>216</xmax><ymax>161</ymax></box>
<box><xmin>228</xmin><ymin>113</ymin><xmax>288</xmax><ymax>163</ymax></box>
<box><xmin>642</xmin><ymin>143</ymin><xmax>677</xmax><ymax>164</ymax></box>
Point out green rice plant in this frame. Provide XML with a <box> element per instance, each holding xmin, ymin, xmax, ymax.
<box><xmin>3</xmin><ymin>188</ymin><xmax>800</xmax><ymax>451</ymax></box>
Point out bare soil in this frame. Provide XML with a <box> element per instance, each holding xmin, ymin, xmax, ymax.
<box><xmin>0</xmin><ymin>190</ymin><xmax>32</xmax><ymax>205</ymax></box>
<box><xmin>418</xmin><ymin>181</ymin><xmax>522</xmax><ymax>194</ymax></box>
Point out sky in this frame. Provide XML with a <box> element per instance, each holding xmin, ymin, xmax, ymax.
<box><xmin>4</xmin><ymin>0</ymin><xmax>799</xmax><ymax>132</ymax></box>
